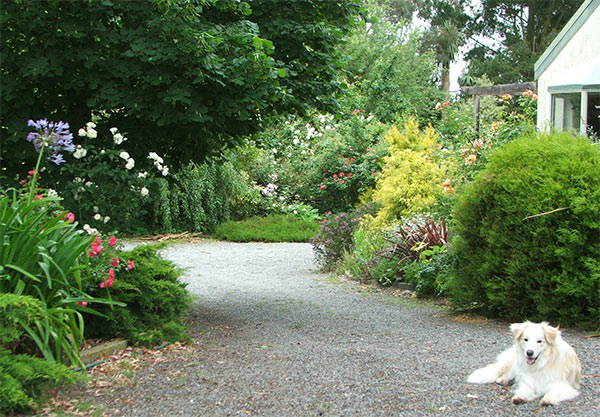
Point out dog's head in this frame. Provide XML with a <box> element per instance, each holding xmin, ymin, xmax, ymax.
<box><xmin>510</xmin><ymin>321</ymin><xmax>559</xmax><ymax>366</ymax></box>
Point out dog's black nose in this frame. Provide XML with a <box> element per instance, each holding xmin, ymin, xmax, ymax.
<box><xmin>526</xmin><ymin>350</ymin><xmax>534</xmax><ymax>357</ymax></box>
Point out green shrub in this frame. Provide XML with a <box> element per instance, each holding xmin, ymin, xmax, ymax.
<box><xmin>404</xmin><ymin>246</ymin><xmax>452</xmax><ymax>297</ymax></box>
<box><xmin>0</xmin><ymin>294</ymin><xmax>80</xmax><ymax>415</ymax></box>
<box><xmin>83</xmin><ymin>244</ymin><xmax>191</xmax><ymax>346</ymax></box>
<box><xmin>448</xmin><ymin>131</ymin><xmax>600</xmax><ymax>328</ymax></box>
<box><xmin>154</xmin><ymin>160</ymin><xmax>262</xmax><ymax>233</ymax></box>
<box><xmin>311</xmin><ymin>211</ymin><xmax>362</xmax><ymax>271</ymax></box>
<box><xmin>215</xmin><ymin>214</ymin><xmax>320</xmax><ymax>242</ymax></box>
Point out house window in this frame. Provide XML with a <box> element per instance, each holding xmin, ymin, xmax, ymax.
<box><xmin>552</xmin><ymin>93</ymin><xmax>581</xmax><ymax>132</ymax></box>
<box><xmin>587</xmin><ymin>93</ymin><xmax>600</xmax><ymax>137</ymax></box>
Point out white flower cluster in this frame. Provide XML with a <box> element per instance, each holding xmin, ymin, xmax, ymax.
<box><xmin>148</xmin><ymin>152</ymin><xmax>169</xmax><ymax>176</ymax></box>
<box><xmin>83</xmin><ymin>224</ymin><xmax>99</xmax><ymax>235</ymax></box>
<box><xmin>261</xmin><ymin>183</ymin><xmax>278</xmax><ymax>196</ymax></box>
<box><xmin>78</xmin><ymin>122</ymin><xmax>97</xmax><ymax>139</ymax></box>
<box><xmin>110</xmin><ymin>127</ymin><xmax>128</xmax><ymax>145</ymax></box>
<box><xmin>73</xmin><ymin>145</ymin><xmax>87</xmax><ymax>159</ymax></box>
<box><xmin>92</xmin><ymin>206</ymin><xmax>111</xmax><ymax>224</ymax></box>
<box><xmin>119</xmin><ymin>151</ymin><xmax>135</xmax><ymax>170</ymax></box>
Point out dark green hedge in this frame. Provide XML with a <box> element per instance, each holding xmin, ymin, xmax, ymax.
<box><xmin>448</xmin><ymin>132</ymin><xmax>600</xmax><ymax>328</ymax></box>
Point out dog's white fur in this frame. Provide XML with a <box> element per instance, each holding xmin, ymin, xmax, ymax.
<box><xmin>467</xmin><ymin>321</ymin><xmax>581</xmax><ymax>406</ymax></box>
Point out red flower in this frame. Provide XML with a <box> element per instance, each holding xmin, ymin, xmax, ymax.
<box><xmin>339</xmin><ymin>180</ymin><xmax>345</xmax><ymax>184</ymax></box>
<box><xmin>109</xmin><ymin>236</ymin><xmax>117</xmax><ymax>247</ymax></box>
<box><xmin>77</xmin><ymin>301</ymin><xmax>88</xmax><ymax>307</ymax></box>
<box><xmin>28</xmin><ymin>170</ymin><xmax>36</xmax><ymax>176</ymax></box>
<box><xmin>319</xmin><ymin>184</ymin><xmax>326</xmax><ymax>190</ymax></box>
<box><xmin>344</xmin><ymin>162</ymin><xmax>350</xmax><ymax>166</ymax></box>
<box><xmin>339</xmin><ymin>172</ymin><xmax>345</xmax><ymax>177</ymax></box>
<box><xmin>127</xmin><ymin>261</ymin><xmax>135</xmax><ymax>270</ymax></box>
<box><xmin>88</xmin><ymin>249</ymin><xmax>99</xmax><ymax>257</ymax></box>
<box><xmin>112</xmin><ymin>258</ymin><xmax>120</xmax><ymax>267</ymax></box>
<box><xmin>333</xmin><ymin>174</ymin><xmax>338</xmax><ymax>179</ymax></box>
<box><xmin>34</xmin><ymin>194</ymin><xmax>43</xmax><ymax>200</ymax></box>
<box><xmin>348</xmin><ymin>173</ymin><xmax>353</xmax><ymax>178</ymax></box>
<box><xmin>19</xmin><ymin>180</ymin><xmax>26</xmax><ymax>185</ymax></box>
<box><xmin>350</xmin><ymin>158</ymin><xmax>355</xmax><ymax>162</ymax></box>
<box><xmin>108</xmin><ymin>268</ymin><xmax>115</xmax><ymax>279</ymax></box>
<box><xmin>337</xmin><ymin>154</ymin><xmax>342</xmax><ymax>157</ymax></box>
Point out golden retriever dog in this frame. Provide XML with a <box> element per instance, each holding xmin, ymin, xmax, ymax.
<box><xmin>467</xmin><ymin>321</ymin><xmax>581</xmax><ymax>406</ymax></box>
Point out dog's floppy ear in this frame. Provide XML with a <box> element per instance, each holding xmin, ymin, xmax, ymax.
<box><xmin>541</xmin><ymin>322</ymin><xmax>559</xmax><ymax>344</ymax></box>
<box><xmin>510</xmin><ymin>322</ymin><xmax>527</xmax><ymax>340</ymax></box>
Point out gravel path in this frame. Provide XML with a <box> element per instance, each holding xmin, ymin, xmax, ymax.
<box><xmin>75</xmin><ymin>241</ymin><xmax>599</xmax><ymax>416</ymax></box>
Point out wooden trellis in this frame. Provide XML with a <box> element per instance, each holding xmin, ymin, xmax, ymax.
<box><xmin>461</xmin><ymin>81</ymin><xmax>537</xmax><ymax>132</ymax></box>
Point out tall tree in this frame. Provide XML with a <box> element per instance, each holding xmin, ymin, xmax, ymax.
<box><xmin>466</xmin><ymin>0</ymin><xmax>585</xmax><ymax>83</ymax></box>
<box><xmin>0</xmin><ymin>0</ymin><xmax>359</xmax><ymax>181</ymax></box>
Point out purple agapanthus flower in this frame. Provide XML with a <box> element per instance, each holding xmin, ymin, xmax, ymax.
<box><xmin>26</xmin><ymin>119</ymin><xmax>75</xmax><ymax>165</ymax></box>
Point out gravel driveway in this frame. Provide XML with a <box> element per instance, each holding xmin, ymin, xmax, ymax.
<box><xmin>74</xmin><ymin>241</ymin><xmax>599</xmax><ymax>417</ymax></box>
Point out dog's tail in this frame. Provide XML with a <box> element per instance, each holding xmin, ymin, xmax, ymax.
<box><xmin>467</xmin><ymin>349</ymin><xmax>513</xmax><ymax>384</ymax></box>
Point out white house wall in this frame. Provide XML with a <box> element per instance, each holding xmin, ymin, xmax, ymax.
<box><xmin>537</xmin><ymin>5</ymin><xmax>600</xmax><ymax>131</ymax></box>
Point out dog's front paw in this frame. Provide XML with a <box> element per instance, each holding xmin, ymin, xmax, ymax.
<box><xmin>540</xmin><ymin>399</ymin><xmax>556</xmax><ymax>407</ymax></box>
<box><xmin>512</xmin><ymin>396</ymin><xmax>527</xmax><ymax>405</ymax></box>
<box><xmin>496</xmin><ymin>376</ymin><xmax>511</xmax><ymax>386</ymax></box>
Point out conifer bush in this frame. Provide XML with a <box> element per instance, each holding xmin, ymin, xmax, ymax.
<box><xmin>448</xmin><ymin>132</ymin><xmax>600</xmax><ymax>328</ymax></box>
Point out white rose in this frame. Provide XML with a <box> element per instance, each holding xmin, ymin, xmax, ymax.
<box><xmin>86</xmin><ymin>122</ymin><xmax>96</xmax><ymax>129</ymax></box>
<box><xmin>86</xmin><ymin>128</ymin><xmax>97</xmax><ymax>139</ymax></box>
<box><xmin>94</xmin><ymin>213</ymin><xmax>101</xmax><ymax>221</ymax></box>
<box><xmin>125</xmin><ymin>158</ymin><xmax>135</xmax><ymax>170</ymax></box>
<box><xmin>47</xmin><ymin>189</ymin><xmax>58</xmax><ymax>197</ymax></box>
<box><xmin>93</xmin><ymin>206</ymin><xmax>99</xmax><ymax>213</ymax></box>
<box><xmin>113</xmin><ymin>133</ymin><xmax>124</xmax><ymax>145</ymax></box>
<box><xmin>147</xmin><ymin>152</ymin><xmax>163</xmax><ymax>163</ymax></box>
<box><xmin>161</xmin><ymin>166</ymin><xmax>169</xmax><ymax>176</ymax></box>
<box><xmin>73</xmin><ymin>145</ymin><xmax>87</xmax><ymax>159</ymax></box>
<box><xmin>140</xmin><ymin>187</ymin><xmax>149</xmax><ymax>197</ymax></box>
<box><xmin>138</xmin><ymin>171</ymin><xmax>148</xmax><ymax>178</ymax></box>
<box><xmin>110</xmin><ymin>127</ymin><xmax>118</xmax><ymax>135</ymax></box>
<box><xmin>103</xmin><ymin>216</ymin><xmax>111</xmax><ymax>223</ymax></box>
<box><xmin>119</xmin><ymin>151</ymin><xmax>130</xmax><ymax>160</ymax></box>
<box><xmin>78</xmin><ymin>128</ymin><xmax>86</xmax><ymax>137</ymax></box>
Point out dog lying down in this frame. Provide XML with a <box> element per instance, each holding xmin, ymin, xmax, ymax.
<box><xmin>467</xmin><ymin>321</ymin><xmax>581</xmax><ymax>406</ymax></box>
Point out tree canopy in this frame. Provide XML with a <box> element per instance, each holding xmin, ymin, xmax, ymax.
<box><xmin>466</xmin><ymin>0</ymin><xmax>585</xmax><ymax>83</ymax></box>
<box><xmin>0</xmin><ymin>0</ymin><xmax>359</xmax><ymax>179</ymax></box>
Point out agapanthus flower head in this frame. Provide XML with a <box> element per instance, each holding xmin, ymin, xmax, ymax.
<box><xmin>26</xmin><ymin>119</ymin><xmax>75</xmax><ymax>165</ymax></box>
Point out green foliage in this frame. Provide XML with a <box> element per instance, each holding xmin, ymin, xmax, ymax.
<box><xmin>53</xmin><ymin>123</ymin><xmax>167</xmax><ymax>235</ymax></box>
<box><xmin>0</xmin><ymin>294</ymin><xmax>80</xmax><ymax>415</ymax></box>
<box><xmin>311</xmin><ymin>211</ymin><xmax>363</xmax><ymax>271</ymax></box>
<box><xmin>83</xmin><ymin>244</ymin><xmax>191</xmax><ymax>346</ymax></box>
<box><xmin>1</xmin><ymin>0</ymin><xmax>360</xmax><ymax>180</ymax></box>
<box><xmin>0</xmin><ymin>294</ymin><xmax>43</xmax><ymax>345</ymax></box>
<box><xmin>215</xmin><ymin>214</ymin><xmax>320</xmax><ymax>242</ymax></box>
<box><xmin>372</xmin><ymin>120</ymin><xmax>445</xmax><ymax>225</ymax></box>
<box><xmin>448</xmin><ymin>131</ymin><xmax>600</xmax><ymax>328</ymax></box>
<box><xmin>404</xmin><ymin>246</ymin><xmax>452</xmax><ymax>297</ymax></box>
<box><xmin>0</xmin><ymin>348</ymin><xmax>80</xmax><ymax>415</ymax></box>
<box><xmin>154</xmin><ymin>160</ymin><xmax>262</xmax><ymax>234</ymax></box>
<box><xmin>466</xmin><ymin>0</ymin><xmax>584</xmax><ymax>82</ymax></box>
<box><xmin>339</xmin><ymin>3</ymin><xmax>443</xmax><ymax>124</ymax></box>
<box><xmin>0</xmin><ymin>187</ymin><xmax>121</xmax><ymax>365</ymax></box>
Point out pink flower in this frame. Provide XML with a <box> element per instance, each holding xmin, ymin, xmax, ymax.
<box><xmin>127</xmin><ymin>261</ymin><xmax>135</xmax><ymax>270</ymax></box>
<box><xmin>372</xmin><ymin>172</ymin><xmax>377</xmax><ymax>176</ymax></box>
<box><xmin>19</xmin><ymin>179</ymin><xmax>26</xmax><ymax>185</ymax></box>
<box><xmin>28</xmin><ymin>170</ymin><xmax>36</xmax><ymax>176</ymax></box>
<box><xmin>106</xmin><ymin>277</ymin><xmax>114</xmax><ymax>287</ymax></box>
<box><xmin>339</xmin><ymin>180</ymin><xmax>345</xmax><ymax>184</ymax></box>
<box><xmin>112</xmin><ymin>257</ymin><xmax>120</xmax><ymax>267</ymax></box>
<box><xmin>34</xmin><ymin>194</ymin><xmax>43</xmax><ymax>200</ymax></box>
<box><xmin>349</xmin><ymin>158</ymin><xmax>355</xmax><ymax>162</ymax></box>
<box><xmin>348</xmin><ymin>173</ymin><xmax>353</xmax><ymax>178</ymax></box>
<box><xmin>109</xmin><ymin>236</ymin><xmax>117</xmax><ymax>247</ymax></box>
<box><xmin>94</xmin><ymin>236</ymin><xmax>101</xmax><ymax>246</ymax></box>
<box><xmin>89</xmin><ymin>249</ymin><xmax>99</xmax><ymax>257</ymax></box>
<box><xmin>99</xmin><ymin>281</ymin><xmax>105</xmax><ymax>288</ymax></box>
<box><xmin>344</xmin><ymin>161</ymin><xmax>350</xmax><ymax>166</ymax></box>
<box><xmin>66</xmin><ymin>212</ymin><xmax>75</xmax><ymax>223</ymax></box>
<box><xmin>77</xmin><ymin>301</ymin><xmax>88</xmax><ymax>307</ymax></box>
<box><xmin>108</xmin><ymin>268</ymin><xmax>115</xmax><ymax>279</ymax></box>
<box><xmin>333</xmin><ymin>174</ymin><xmax>338</xmax><ymax>180</ymax></box>
<box><xmin>339</xmin><ymin>172</ymin><xmax>345</xmax><ymax>177</ymax></box>
<box><xmin>319</xmin><ymin>184</ymin><xmax>326</xmax><ymax>190</ymax></box>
